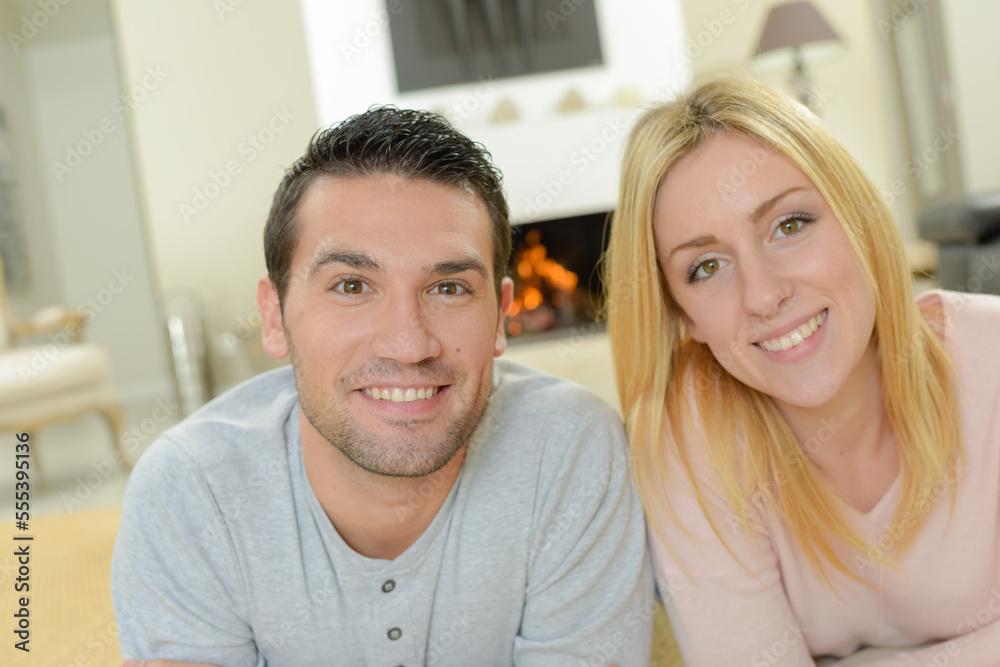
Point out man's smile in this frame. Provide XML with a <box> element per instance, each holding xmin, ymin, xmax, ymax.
<box><xmin>361</xmin><ymin>385</ymin><xmax>442</xmax><ymax>402</ymax></box>
<box><xmin>354</xmin><ymin>383</ymin><xmax>454</xmax><ymax>417</ymax></box>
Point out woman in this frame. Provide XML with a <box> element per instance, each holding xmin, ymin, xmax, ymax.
<box><xmin>605</xmin><ymin>77</ymin><xmax>1000</xmax><ymax>665</ymax></box>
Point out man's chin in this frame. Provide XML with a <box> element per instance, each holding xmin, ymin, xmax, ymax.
<box><xmin>356</xmin><ymin>459</ymin><xmax>455</xmax><ymax>479</ymax></box>
<box><xmin>320</xmin><ymin>417</ymin><xmax>468</xmax><ymax>478</ymax></box>
<box><xmin>344</xmin><ymin>439</ymin><xmax>466</xmax><ymax>479</ymax></box>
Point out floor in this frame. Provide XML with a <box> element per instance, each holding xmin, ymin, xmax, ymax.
<box><xmin>504</xmin><ymin>330</ymin><xmax>620</xmax><ymax>412</ymax></box>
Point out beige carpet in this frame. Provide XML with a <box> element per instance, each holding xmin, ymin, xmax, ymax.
<box><xmin>1</xmin><ymin>506</ymin><xmax>122</xmax><ymax>667</ymax></box>
<box><xmin>0</xmin><ymin>507</ymin><xmax>683</xmax><ymax>666</ymax></box>
<box><xmin>652</xmin><ymin>602</ymin><xmax>684</xmax><ymax>666</ymax></box>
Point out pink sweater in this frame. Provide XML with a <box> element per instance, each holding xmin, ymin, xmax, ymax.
<box><xmin>649</xmin><ymin>290</ymin><xmax>1000</xmax><ymax>666</ymax></box>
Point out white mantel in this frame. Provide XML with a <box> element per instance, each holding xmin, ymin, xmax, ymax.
<box><xmin>299</xmin><ymin>0</ymin><xmax>689</xmax><ymax>223</ymax></box>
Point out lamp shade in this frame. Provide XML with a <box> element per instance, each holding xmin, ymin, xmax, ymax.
<box><xmin>756</xmin><ymin>1</ymin><xmax>840</xmax><ymax>56</ymax></box>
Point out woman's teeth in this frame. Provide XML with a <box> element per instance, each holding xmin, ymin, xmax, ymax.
<box><xmin>362</xmin><ymin>386</ymin><xmax>439</xmax><ymax>402</ymax></box>
<box><xmin>760</xmin><ymin>310</ymin><xmax>828</xmax><ymax>352</ymax></box>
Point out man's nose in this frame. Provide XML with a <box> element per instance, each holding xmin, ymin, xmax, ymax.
<box><xmin>370</xmin><ymin>293</ymin><xmax>443</xmax><ymax>364</ymax></box>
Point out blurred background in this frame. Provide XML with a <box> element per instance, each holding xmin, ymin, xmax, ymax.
<box><xmin>0</xmin><ymin>0</ymin><xmax>997</xmax><ymax>521</ymax></box>
<box><xmin>1</xmin><ymin>0</ymin><xmax>997</xmax><ymax>664</ymax></box>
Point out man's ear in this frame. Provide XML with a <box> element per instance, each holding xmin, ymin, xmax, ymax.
<box><xmin>257</xmin><ymin>276</ymin><xmax>289</xmax><ymax>359</ymax></box>
<box><xmin>493</xmin><ymin>277</ymin><xmax>515</xmax><ymax>358</ymax></box>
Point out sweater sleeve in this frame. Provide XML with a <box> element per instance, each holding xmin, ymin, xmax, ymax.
<box><xmin>111</xmin><ymin>436</ymin><xmax>265</xmax><ymax>667</ymax></box>
<box><xmin>513</xmin><ymin>406</ymin><xmax>655</xmax><ymax>667</ymax></box>
<box><xmin>830</xmin><ymin>620</ymin><xmax>1000</xmax><ymax>666</ymax></box>
<box><xmin>648</xmin><ymin>441</ymin><xmax>817</xmax><ymax>667</ymax></box>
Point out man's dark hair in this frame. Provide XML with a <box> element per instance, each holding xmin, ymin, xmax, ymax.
<box><xmin>264</xmin><ymin>106</ymin><xmax>511</xmax><ymax>306</ymax></box>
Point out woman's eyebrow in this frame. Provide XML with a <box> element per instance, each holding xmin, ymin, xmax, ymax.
<box><xmin>667</xmin><ymin>234</ymin><xmax>718</xmax><ymax>262</ymax></box>
<box><xmin>666</xmin><ymin>186</ymin><xmax>812</xmax><ymax>261</ymax></box>
<box><xmin>750</xmin><ymin>186</ymin><xmax>807</xmax><ymax>225</ymax></box>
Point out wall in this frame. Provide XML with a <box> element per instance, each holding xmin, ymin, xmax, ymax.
<box><xmin>940</xmin><ymin>0</ymin><xmax>1000</xmax><ymax>196</ymax></box>
<box><xmin>109</xmin><ymin>0</ymin><xmax>319</xmax><ymax>389</ymax></box>
<box><xmin>3</xmin><ymin>0</ymin><xmax>172</xmax><ymax>403</ymax></box>
<box><xmin>0</xmin><ymin>0</ymin><xmax>62</xmax><ymax>316</ymax></box>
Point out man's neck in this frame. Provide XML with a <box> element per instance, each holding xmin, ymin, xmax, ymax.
<box><xmin>299</xmin><ymin>411</ymin><xmax>465</xmax><ymax>560</ymax></box>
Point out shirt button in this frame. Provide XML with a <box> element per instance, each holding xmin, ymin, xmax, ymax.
<box><xmin>387</xmin><ymin>627</ymin><xmax>402</xmax><ymax>641</ymax></box>
<box><xmin>382</xmin><ymin>579</ymin><xmax>395</xmax><ymax>593</ymax></box>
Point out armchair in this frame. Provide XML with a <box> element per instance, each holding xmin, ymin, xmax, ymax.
<box><xmin>0</xmin><ymin>256</ymin><xmax>130</xmax><ymax>477</ymax></box>
<box><xmin>918</xmin><ymin>191</ymin><xmax>1000</xmax><ymax>295</ymax></box>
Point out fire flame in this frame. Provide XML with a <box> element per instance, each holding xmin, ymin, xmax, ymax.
<box><xmin>508</xmin><ymin>230</ymin><xmax>578</xmax><ymax>335</ymax></box>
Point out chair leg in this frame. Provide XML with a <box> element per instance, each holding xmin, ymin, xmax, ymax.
<box><xmin>99</xmin><ymin>404</ymin><xmax>132</xmax><ymax>471</ymax></box>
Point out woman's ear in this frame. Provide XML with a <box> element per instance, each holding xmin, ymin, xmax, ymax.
<box><xmin>679</xmin><ymin>308</ymin><xmax>706</xmax><ymax>344</ymax></box>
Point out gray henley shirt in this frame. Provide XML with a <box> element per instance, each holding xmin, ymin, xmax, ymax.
<box><xmin>112</xmin><ymin>358</ymin><xmax>654</xmax><ymax>666</ymax></box>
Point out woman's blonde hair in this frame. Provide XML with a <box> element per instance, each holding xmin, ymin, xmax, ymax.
<box><xmin>605</xmin><ymin>77</ymin><xmax>962</xmax><ymax>582</ymax></box>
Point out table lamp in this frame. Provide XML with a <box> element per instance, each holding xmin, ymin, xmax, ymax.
<box><xmin>754</xmin><ymin>1</ymin><xmax>841</xmax><ymax>108</ymax></box>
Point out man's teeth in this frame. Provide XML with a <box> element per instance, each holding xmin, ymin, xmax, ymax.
<box><xmin>760</xmin><ymin>310</ymin><xmax>828</xmax><ymax>352</ymax></box>
<box><xmin>362</xmin><ymin>386</ymin><xmax>439</xmax><ymax>402</ymax></box>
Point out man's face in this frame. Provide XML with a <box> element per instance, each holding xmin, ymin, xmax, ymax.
<box><xmin>258</xmin><ymin>175</ymin><xmax>513</xmax><ymax>478</ymax></box>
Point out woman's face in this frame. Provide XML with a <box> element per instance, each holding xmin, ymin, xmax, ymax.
<box><xmin>652</xmin><ymin>132</ymin><xmax>878</xmax><ymax>412</ymax></box>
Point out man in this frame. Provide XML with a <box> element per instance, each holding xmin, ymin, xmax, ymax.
<box><xmin>112</xmin><ymin>107</ymin><xmax>653</xmax><ymax>666</ymax></box>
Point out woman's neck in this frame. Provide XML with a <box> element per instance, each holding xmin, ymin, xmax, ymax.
<box><xmin>774</xmin><ymin>337</ymin><xmax>900</xmax><ymax>513</ymax></box>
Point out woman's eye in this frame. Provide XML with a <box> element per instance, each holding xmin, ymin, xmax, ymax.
<box><xmin>773</xmin><ymin>214</ymin><xmax>816</xmax><ymax>239</ymax></box>
<box><xmin>688</xmin><ymin>258</ymin><xmax>726</xmax><ymax>282</ymax></box>
<box><xmin>777</xmin><ymin>219</ymin><xmax>803</xmax><ymax>237</ymax></box>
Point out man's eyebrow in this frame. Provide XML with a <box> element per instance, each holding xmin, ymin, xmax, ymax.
<box><xmin>426</xmin><ymin>257</ymin><xmax>489</xmax><ymax>280</ymax></box>
<box><xmin>667</xmin><ymin>234</ymin><xmax>718</xmax><ymax>262</ymax></box>
<box><xmin>750</xmin><ymin>186</ymin><xmax>807</xmax><ymax>225</ymax></box>
<box><xmin>307</xmin><ymin>249</ymin><xmax>382</xmax><ymax>277</ymax></box>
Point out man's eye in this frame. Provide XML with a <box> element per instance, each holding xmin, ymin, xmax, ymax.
<box><xmin>431</xmin><ymin>281</ymin><xmax>468</xmax><ymax>296</ymax></box>
<box><xmin>335</xmin><ymin>279</ymin><xmax>367</xmax><ymax>294</ymax></box>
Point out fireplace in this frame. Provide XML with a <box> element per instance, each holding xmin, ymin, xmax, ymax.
<box><xmin>505</xmin><ymin>211</ymin><xmax>609</xmax><ymax>342</ymax></box>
